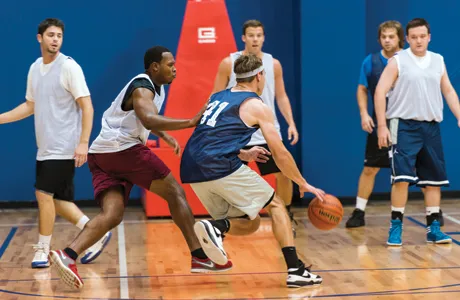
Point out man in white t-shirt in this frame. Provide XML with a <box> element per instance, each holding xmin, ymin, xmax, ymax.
<box><xmin>0</xmin><ymin>18</ymin><xmax>111</xmax><ymax>268</ymax></box>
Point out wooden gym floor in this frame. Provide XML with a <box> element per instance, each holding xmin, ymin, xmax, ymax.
<box><xmin>0</xmin><ymin>199</ymin><xmax>460</xmax><ymax>299</ymax></box>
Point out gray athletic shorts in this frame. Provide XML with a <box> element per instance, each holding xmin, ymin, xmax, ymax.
<box><xmin>191</xmin><ymin>164</ymin><xmax>275</xmax><ymax>220</ymax></box>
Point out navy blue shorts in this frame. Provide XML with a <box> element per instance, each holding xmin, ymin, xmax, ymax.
<box><xmin>389</xmin><ymin>119</ymin><xmax>449</xmax><ymax>187</ymax></box>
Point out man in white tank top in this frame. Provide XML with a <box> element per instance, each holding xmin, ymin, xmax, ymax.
<box><xmin>375</xmin><ymin>18</ymin><xmax>460</xmax><ymax>246</ymax></box>
<box><xmin>49</xmin><ymin>46</ymin><xmax>231</xmax><ymax>289</ymax></box>
<box><xmin>0</xmin><ymin>18</ymin><xmax>111</xmax><ymax>269</ymax></box>
<box><xmin>212</xmin><ymin>20</ymin><xmax>299</xmax><ymax>235</ymax></box>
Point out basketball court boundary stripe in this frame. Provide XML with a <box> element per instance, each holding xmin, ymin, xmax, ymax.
<box><xmin>117</xmin><ymin>221</ymin><xmax>129</xmax><ymax>299</ymax></box>
<box><xmin>406</xmin><ymin>216</ymin><xmax>460</xmax><ymax>245</ymax></box>
<box><xmin>2</xmin><ymin>265</ymin><xmax>460</xmax><ymax>283</ymax></box>
<box><xmin>0</xmin><ymin>283</ymin><xmax>459</xmax><ymax>299</ymax></box>
<box><xmin>442</xmin><ymin>213</ymin><xmax>460</xmax><ymax>226</ymax></box>
<box><xmin>2</xmin><ymin>212</ymin><xmax>460</xmax><ymax>228</ymax></box>
<box><xmin>0</xmin><ymin>227</ymin><xmax>17</xmax><ymax>259</ymax></box>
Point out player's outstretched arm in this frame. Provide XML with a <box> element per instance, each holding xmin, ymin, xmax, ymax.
<box><xmin>240</xmin><ymin>99</ymin><xmax>325</xmax><ymax>200</ymax></box>
<box><xmin>150</xmin><ymin>129</ymin><xmax>181</xmax><ymax>155</ymax></box>
<box><xmin>0</xmin><ymin>100</ymin><xmax>34</xmax><ymax>124</ymax></box>
<box><xmin>133</xmin><ymin>88</ymin><xmax>206</xmax><ymax>131</ymax></box>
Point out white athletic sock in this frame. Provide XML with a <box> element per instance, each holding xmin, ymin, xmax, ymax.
<box><xmin>356</xmin><ymin>197</ymin><xmax>368</xmax><ymax>211</ymax></box>
<box><xmin>38</xmin><ymin>234</ymin><xmax>52</xmax><ymax>245</ymax></box>
<box><xmin>426</xmin><ymin>206</ymin><xmax>440</xmax><ymax>216</ymax></box>
<box><xmin>391</xmin><ymin>206</ymin><xmax>405</xmax><ymax>214</ymax></box>
<box><xmin>76</xmin><ymin>215</ymin><xmax>90</xmax><ymax>230</ymax></box>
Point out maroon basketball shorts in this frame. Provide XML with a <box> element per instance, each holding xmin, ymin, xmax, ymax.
<box><xmin>88</xmin><ymin>144</ymin><xmax>171</xmax><ymax>205</ymax></box>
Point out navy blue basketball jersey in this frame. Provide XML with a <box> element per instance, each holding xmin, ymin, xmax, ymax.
<box><xmin>180</xmin><ymin>89</ymin><xmax>261</xmax><ymax>183</ymax></box>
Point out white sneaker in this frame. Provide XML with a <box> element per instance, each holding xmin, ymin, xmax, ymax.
<box><xmin>194</xmin><ymin>220</ymin><xmax>228</xmax><ymax>265</ymax></box>
<box><xmin>32</xmin><ymin>242</ymin><xmax>50</xmax><ymax>268</ymax></box>
<box><xmin>287</xmin><ymin>262</ymin><xmax>323</xmax><ymax>288</ymax></box>
<box><xmin>80</xmin><ymin>231</ymin><xmax>112</xmax><ymax>264</ymax></box>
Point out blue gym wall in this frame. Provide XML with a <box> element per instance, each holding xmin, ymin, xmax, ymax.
<box><xmin>1</xmin><ymin>0</ymin><xmax>460</xmax><ymax>202</ymax></box>
<box><xmin>0</xmin><ymin>0</ymin><xmax>300</xmax><ymax>202</ymax></box>
<box><xmin>300</xmin><ymin>0</ymin><xmax>367</xmax><ymax>197</ymax></box>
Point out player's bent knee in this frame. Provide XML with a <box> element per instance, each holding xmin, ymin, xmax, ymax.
<box><xmin>363</xmin><ymin>166</ymin><xmax>380</xmax><ymax>177</ymax></box>
<box><xmin>35</xmin><ymin>190</ymin><xmax>54</xmax><ymax>202</ymax></box>
<box><xmin>104</xmin><ymin>210</ymin><xmax>124</xmax><ymax>229</ymax></box>
<box><xmin>152</xmin><ymin>174</ymin><xmax>187</xmax><ymax>204</ymax></box>
<box><xmin>164</xmin><ymin>180</ymin><xmax>187</xmax><ymax>203</ymax></box>
<box><xmin>393</xmin><ymin>181</ymin><xmax>410</xmax><ymax>188</ymax></box>
<box><xmin>266</xmin><ymin>194</ymin><xmax>284</xmax><ymax>211</ymax></box>
<box><xmin>98</xmin><ymin>186</ymin><xmax>126</xmax><ymax>228</ymax></box>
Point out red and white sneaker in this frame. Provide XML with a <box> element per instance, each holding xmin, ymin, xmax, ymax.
<box><xmin>49</xmin><ymin>250</ymin><xmax>84</xmax><ymax>289</ymax></box>
<box><xmin>191</xmin><ymin>257</ymin><xmax>233</xmax><ymax>273</ymax></box>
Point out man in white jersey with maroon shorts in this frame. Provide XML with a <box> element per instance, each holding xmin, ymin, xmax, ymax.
<box><xmin>49</xmin><ymin>46</ymin><xmax>232</xmax><ymax>290</ymax></box>
<box><xmin>0</xmin><ymin>18</ymin><xmax>111</xmax><ymax>268</ymax></box>
<box><xmin>376</xmin><ymin>18</ymin><xmax>460</xmax><ymax>246</ymax></box>
<box><xmin>212</xmin><ymin>20</ymin><xmax>300</xmax><ymax>235</ymax></box>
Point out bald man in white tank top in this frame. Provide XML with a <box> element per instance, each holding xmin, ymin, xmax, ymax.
<box><xmin>212</xmin><ymin>20</ymin><xmax>299</xmax><ymax>236</ymax></box>
<box><xmin>375</xmin><ymin>18</ymin><xmax>460</xmax><ymax>246</ymax></box>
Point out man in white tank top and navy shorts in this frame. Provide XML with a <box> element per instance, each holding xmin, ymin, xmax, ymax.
<box><xmin>212</xmin><ymin>20</ymin><xmax>300</xmax><ymax>236</ymax></box>
<box><xmin>49</xmin><ymin>46</ymin><xmax>232</xmax><ymax>289</ymax></box>
<box><xmin>0</xmin><ymin>18</ymin><xmax>111</xmax><ymax>269</ymax></box>
<box><xmin>375</xmin><ymin>18</ymin><xmax>460</xmax><ymax>246</ymax></box>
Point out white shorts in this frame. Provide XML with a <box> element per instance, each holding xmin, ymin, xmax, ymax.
<box><xmin>190</xmin><ymin>164</ymin><xmax>275</xmax><ymax>220</ymax></box>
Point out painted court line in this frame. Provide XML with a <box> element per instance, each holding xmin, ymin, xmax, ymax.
<box><xmin>406</xmin><ymin>216</ymin><xmax>460</xmax><ymax>246</ymax></box>
<box><xmin>2</xmin><ymin>266</ymin><xmax>460</xmax><ymax>283</ymax></box>
<box><xmin>3</xmin><ymin>212</ymin><xmax>460</xmax><ymax>228</ymax></box>
<box><xmin>442</xmin><ymin>213</ymin><xmax>460</xmax><ymax>226</ymax></box>
<box><xmin>117</xmin><ymin>222</ymin><xmax>129</xmax><ymax>299</ymax></box>
<box><xmin>0</xmin><ymin>227</ymin><xmax>17</xmax><ymax>259</ymax></box>
<box><xmin>0</xmin><ymin>283</ymin><xmax>460</xmax><ymax>299</ymax></box>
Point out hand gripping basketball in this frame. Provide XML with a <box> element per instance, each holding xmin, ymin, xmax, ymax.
<box><xmin>300</xmin><ymin>183</ymin><xmax>326</xmax><ymax>202</ymax></box>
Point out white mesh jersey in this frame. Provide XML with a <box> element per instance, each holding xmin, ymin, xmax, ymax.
<box><xmin>89</xmin><ymin>74</ymin><xmax>165</xmax><ymax>153</ymax></box>
<box><xmin>387</xmin><ymin>49</ymin><xmax>444</xmax><ymax>122</ymax></box>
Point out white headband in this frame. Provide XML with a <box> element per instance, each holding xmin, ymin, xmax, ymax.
<box><xmin>235</xmin><ymin>66</ymin><xmax>264</xmax><ymax>78</ymax></box>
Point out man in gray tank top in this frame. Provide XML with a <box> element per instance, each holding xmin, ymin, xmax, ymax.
<box><xmin>212</xmin><ymin>20</ymin><xmax>299</xmax><ymax>236</ymax></box>
<box><xmin>375</xmin><ymin>18</ymin><xmax>460</xmax><ymax>246</ymax></box>
<box><xmin>0</xmin><ymin>18</ymin><xmax>111</xmax><ymax>268</ymax></box>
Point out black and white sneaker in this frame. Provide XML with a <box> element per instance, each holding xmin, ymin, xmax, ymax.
<box><xmin>194</xmin><ymin>220</ymin><xmax>228</xmax><ymax>265</ymax></box>
<box><xmin>287</xmin><ymin>261</ymin><xmax>322</xmax><ymax>288</ymax></box>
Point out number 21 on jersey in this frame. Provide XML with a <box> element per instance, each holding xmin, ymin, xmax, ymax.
<box><xmin>200</xmin><ymin>100</ymin><xmax>229</xmax><ymax>127</ymax></box>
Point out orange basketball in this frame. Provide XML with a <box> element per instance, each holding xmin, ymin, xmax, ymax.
<box><xmin>308</xmin><ymin>194</ymin><xmax>343</xmax><ymax>230</ymax></box>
